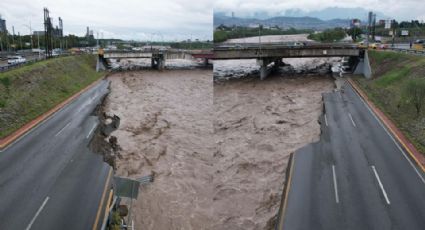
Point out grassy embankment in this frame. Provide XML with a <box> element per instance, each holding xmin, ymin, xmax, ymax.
<box><xmin>354</xmin><ymin>50</ymin><xmax>425</xmax><ymax>154</ymax></box>
<box><xmin>0</xmin><ymin>55</ymin><xmax>104</xmax><ymax>138</ymax></box>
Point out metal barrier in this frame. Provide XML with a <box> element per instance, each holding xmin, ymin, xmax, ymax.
<box><xmin>0</xmin><ymin>54</ymin><xmax>71</xmax><ymax>73</ymax></box>
<box><xmin>385</xmin><ymin>47</ymin><xmax>425</xmax><ymax>56</ymax></box>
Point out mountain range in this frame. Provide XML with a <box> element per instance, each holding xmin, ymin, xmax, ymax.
<box><xmin>214</xmin><ymin>7</ymin><xmax>388</xmax><ymax>30</ymax></box>
<box><xmin>214</xmin><ymin>14</ymin><xmax>352</xmax><ymax>30</ymax></box>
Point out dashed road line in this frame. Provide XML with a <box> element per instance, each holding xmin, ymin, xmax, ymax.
<box><xmin>348</xmin><ymin>113</ymin><xmax>356</xmax><ymax>127</ymax></box>
<box><xmin>332</xmin><ymin>165</ymin><xmax>340</xmax><ymax>204</ymax></box>
<box><xmin>371</xmin><ymin>166</ymin><xmax>391</xmax><ymax>205</ymax></box>
<box><xmin>324</xmin><ymin>114</ymin><xmax>328</xmax><ymax>127</ymax></box>
<box><xmin>86</xmin><ymin>124</ymin><xmax>97</xmax><ymax>139</ymax></box>
<box><xmin>349</xmin><ymin>84</ymin><xmax>425</xmax><ymax>184</ymax></box>
<box><xmin>25</xmin><ymin>196</ymin><xmax>50</xmax><ymax>230</ymax></box>
<box><xmin>55</xmin><ymin>122</ymin><xmax>71</xmax><ymax>137</ymax></box>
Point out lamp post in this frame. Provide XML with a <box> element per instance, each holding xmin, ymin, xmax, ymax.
<box><xmin>23</xmin><ymin>21</ymin><xmax>34</xmax><ymax>51</ymax></box>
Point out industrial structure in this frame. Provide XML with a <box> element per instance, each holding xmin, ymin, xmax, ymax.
<box><xmin>43</xmin><ymin>8</ymin><xmax>64</xmax><ymax>57</ymax></box>
<box><xmin>0</xmin><ymin>15</ymin><xmax>7</xmax><ymax>33</ymax></box>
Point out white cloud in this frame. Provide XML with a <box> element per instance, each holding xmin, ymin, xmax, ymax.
<box><xmin>0</xmin><ymin>0</ymin><xmax>213</xmax><ymax>40</ymax></box>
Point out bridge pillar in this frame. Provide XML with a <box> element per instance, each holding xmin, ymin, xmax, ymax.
<box><xmin>257</xmin><ymin>58</ymin><xmax>279</xmax><ymax>80</ymax></box>
<box><xmin>151</xmin><ymin>53</ymin><xmax>165</xmax><ymax>70</ymax></box>
<box><xmin>158</xmin><ymin>58</ymin><xmax>165</xmax><ymax>70</ymax></box>
<box><xmin>96</xmin><ymin>55</ymin><xmax>107</xmax><ymax>72</ymax></box>
<box><xmin>353</xmin><ymin>51</ymin><xmax>372</xmax><ymax>79</ymax></box>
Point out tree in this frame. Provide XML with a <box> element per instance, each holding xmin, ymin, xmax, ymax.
<box><xmin>403</xmin><ymin>78</ymin><xmax>425</xmax><ymax>116</ymax></box>
<box><xmin>347</xmin><ymin>27</ymin><xmax>363</xmax><ymax>41</ymax></box>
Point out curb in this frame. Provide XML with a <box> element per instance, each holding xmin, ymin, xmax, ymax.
<box><xmin>0</xmin><ymin>77</ymin><xmax>105</xmax><ymax>150</ymax></box>
<box><xmin>347</xmin><ymin>78</ymin><xmax>425</xmax><ymax>172</ymax></box>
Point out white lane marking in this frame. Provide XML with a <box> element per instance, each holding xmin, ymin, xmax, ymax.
<box><xmin>324</xmin><ymin>114</ymin><xmax>328</xmax><ymax>127</ymax></box>
<box><xmin>348</xmin><ymin>113</ymin><xmax>356</xmax><ymax>127</ymax></box>
<box><xmin>55</xmin><ymin>122</ymin><xmax>71</xmax><ymax>137</ymax></box>
<box><xmin>351</xmin><ymin>85</ymin><xmax>425</xmax><ymax>184</ymax></box>
<box><xmin>332</xmin><ymin>165</ymin><xmax>340</xmax><ymax>204</ymax></box>
<box><xmin>371</xmin><ymin>166</ymin><xmax>391</xmax><ymax>205</ymax></box>
<box><xmin>86</xmin><ymin>124</ymin><xmax>97</xmax><ymax>139</ymax></box>
<box><xmin>25</xmin><ymin>196</ymin><xmax>50</xmax><ymax>230</ymax></box>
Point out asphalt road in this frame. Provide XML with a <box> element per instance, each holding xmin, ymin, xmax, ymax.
<box><xmin>0</xmin><ymin>80</ymin><xmax>112</xmax><ymax>230</ymax></box>
<box><xmin>280</xmin><ymin>80</ymin><xmax>425</xmax><ymax>230</ymax></box>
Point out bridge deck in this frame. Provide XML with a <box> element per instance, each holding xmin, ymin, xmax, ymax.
<box><xmin>213</xmin><ymin>43</ymin><xmax>364</xmax><ymax>59</ymax></box>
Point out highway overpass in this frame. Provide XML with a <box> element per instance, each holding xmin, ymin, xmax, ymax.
<box><xmin>101</xmin><ymin>49</ymin><xmax>213</xmax><ymax>70</ymax></box>
<box><xmin>213</xmin><ymin>43</ymin><xmax>367</xmax><ymax>79</ymax></box>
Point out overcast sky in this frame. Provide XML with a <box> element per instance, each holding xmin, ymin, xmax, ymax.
<box><xmin>1</xmin><ymin>0</ymin><xmax>424</xmax><ymax>40</ymax></box>
<box><xmin>214</xmin><ymin>0</ymin><xmax>425</xmax><ymax>21</ymax></box>
<box><xmin>0</xmin><ymin>0</ymin><xmax>213</xmax><ymax>41</ymax></box>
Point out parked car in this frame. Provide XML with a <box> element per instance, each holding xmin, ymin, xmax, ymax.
<box><xmin>7</xmin><ymin>56</ymin><xmax>26</xmax><ymax>65</ymax></box>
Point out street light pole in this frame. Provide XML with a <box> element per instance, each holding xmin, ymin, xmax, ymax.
<box><xmin>23</xmin><ymin>21</ymin><xmax>33</xmax><ymax>51</ymax></box>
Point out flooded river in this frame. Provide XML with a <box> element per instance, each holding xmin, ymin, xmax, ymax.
<box><xmin>104</xmin><ymin>70</ymin><xmax>214</xmax><ymax>229</ymax></box>
<box><xmin>104</xmin><ymin>54</ymin><xmax>335</xmax><ymax>229</ymax></box>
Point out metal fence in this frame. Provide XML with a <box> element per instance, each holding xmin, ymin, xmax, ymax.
<box><xmin>0</xmin><ymin>54</ymin><xmax>71</xmax><ymax>73</ymax></box>
<box><xmin>386</xmin><ymin>47</ymin><xmax>425</xmax><ymax>56</ymax></box>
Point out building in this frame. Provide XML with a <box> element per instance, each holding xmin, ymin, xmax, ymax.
<box><xmin>33</xmin><ymin>31</ymin><xmax>45</xmax><ymax>36</ymax></box>
<box><xmin>0</xmin><ymin>15</ymin><xmax>7</xmax><ymax>33</ymax></box>
<box><xmin>351</xmin><ymin>19</ymin><xmax>361</xmax><ymax>28</ymax></box>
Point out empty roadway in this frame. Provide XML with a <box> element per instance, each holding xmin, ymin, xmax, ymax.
<box><xmin>0</xmin><ymin>80</ymin><xmax>112</xmax><ymax>230</ymax></box>
<box><xmin>280</xmin><ymin>80</ymin><xmax>425</xmax><ymax>230</ymax></box>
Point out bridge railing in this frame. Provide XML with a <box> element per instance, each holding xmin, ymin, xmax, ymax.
<box><xmin>0</xmin><ymin>54</ymin><xmax>71</xmax><ymax>73</ymax></box>
<box><xmin>385</xmin><ymin>47</ymin><xmax>425</xmax><ymax>56</ymax></box>
<box><xmin>214</xmin><ymin>42</ymin><xmax>360</xmax><ymax>51</ymax></box>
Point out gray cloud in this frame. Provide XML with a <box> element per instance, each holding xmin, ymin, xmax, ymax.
<box><xmin>214</xmin><ymin>0</ymin><xmax>425</xmax><ymax>21</ymax></box>
<box><xmin>0</xmin><ymin>0</ymin><xmax>213</xmax><ymax>41</ymax></box>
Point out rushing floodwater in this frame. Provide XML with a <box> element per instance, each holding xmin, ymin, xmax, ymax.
<box><xmin>104</xmin><ymin>37</ymin><xmax>337</xmax><ymax>229</ymax></box>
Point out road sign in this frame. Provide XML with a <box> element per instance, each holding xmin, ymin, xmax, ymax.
<box><xmin>401</xmin><ymin>30</ymin><xmax>409</xmax><ymax>36</ymax></box>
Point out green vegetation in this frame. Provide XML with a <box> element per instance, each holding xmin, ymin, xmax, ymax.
<box><xmin>307</xmin><ymin>27</ymin><xmax>347</xmax><ymax>42</ymax></box>
<box><xmin>354</xmin><ymin>50</ymin><xmax>425</xmax><ymax>154</ymax></box>
<box><xmin>214</xmin><ymin>25</ymin><xmax>313</xmax><ymax>43</ymax></box>
<box><xmin>0</xmin><ymin>55</ymin><xmax>104</xmax><ymax>138</ymax></box>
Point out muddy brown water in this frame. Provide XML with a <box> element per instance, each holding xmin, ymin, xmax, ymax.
<box><xmin>103</xmin><ymin>66</ymin><xmax>334</xmax><ymax>229</ymax></box>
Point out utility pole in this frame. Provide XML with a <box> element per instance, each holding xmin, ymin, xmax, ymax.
<box><xmin>12</xmin><ymin>26</ymin><xmax>15</xmax><ymax>51</ymax></box>
<box><xmin>391</xmin><ymin>20</ymin><xmax>396</xmax><ymax>48</ymax></box>
<box><xmin>23</xmin><ymin>21</ymin><xmax>33</xmax><ymax>50</ymax></box>
<box><xmin>44</xmin><ymin>8</ymin><xmax>53</xmax><ymax>58</ymax></box>
<box><xmin>37</xmin><ymin>32</ymin><xmax>40</xmax><ymax>58</ymax></box>
<box><xmin>366</xmin><ymin>11</ymin><xmax>372</xmax><ymax>47</ymax></box>
<box><xmin>372</xmin><ymin>13</ymin><xmax>376</xmax><ymax>41</ymax></box>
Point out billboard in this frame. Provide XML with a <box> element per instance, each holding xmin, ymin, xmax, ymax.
<box><xmin>401</xmin><ymin>30</ymin><xmax>409</xmax><ymax>36</ymax></box>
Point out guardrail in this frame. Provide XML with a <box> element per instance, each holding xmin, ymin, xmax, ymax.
<box><xmin>0</xmin><ymin>54</ymin><xmax>71</xmax><ymax>73</ymax></box>
<box><xmin>385</xmin><ymin>47</ymin><xmax>425</xmax><ymax>56</ymax></box>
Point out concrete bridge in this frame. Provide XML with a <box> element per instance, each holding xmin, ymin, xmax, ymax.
<box><xmin>100</xmin><ymin>49</ymin><xmax>213</xmax><ymax>70</ymax></box>
<box><xmin>213</xmin><ymin>43</ymin><xmax>368</xmax><ymax>79</ymax></box>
